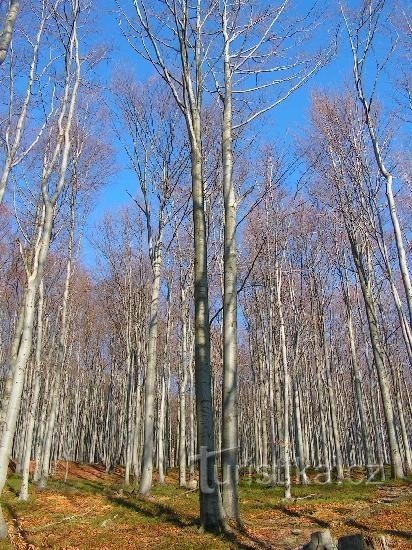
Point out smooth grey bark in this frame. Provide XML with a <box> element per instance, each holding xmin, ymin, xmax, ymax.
<box><xmin>294</xmin><ymin>383</ymin><xmax>309</xmax><ymax>485</ymax></box>
<box><xmin>124</xmin><ymin>274</ymin><xmax>135</xmax><ymax>486</ymax></box>
<box><xmin>221</xmin><ymin>3</ymin><xmax>239</xmax><ymax>522</ymax></box>
<box><xmin>132</xmin><ymin>382</ymin><xmax>142</xmax><ymax>480</ymax></box>
<box><xmin>276</xmin><ymin>263</ymin><xmax>291</xmax><ymax>499</ymax></box>
<box><xmin>0</xmin><ymin>0</ymin><xmax>19</xmax><ymax>65</ymax></box>
<box><xmin>0</xmin><ymin>204</ymin><xmax>53</xmax><ymax>496</ymax></box>
<box><xmin>128</xmin><ymin>0</ymin><xmax>221</xmax><ymax>529</ymax></box>
<box><xmin>139</xmin><ymin>245</ymin><xmax>162</xmax><ymax>495</ymax></box>
<box><xmin>396</xmin><ymin>390</ymin><xmax>412</xmax><ymax>476</ymax></box>
<box><xmin>316</xmin><ymin>353</ymin><xmax>331</xmax><ymax>482</ymax></box>
<box><xmin>39</xmin><ymin>181</ymin><xmax>75</xmax><ymax>490</ymax></box>
<box><xmin>0</xmin><ymin>308</ymin><xmax>24</xmax><ymax>437</ymax></box>
<box><xmin>18</xmin><ymin>280</ymin><xmax>44</xmax><ymax>501</ymax></box>
<box><xmin>341</xmin><ymin>268</ymin><xmax>372</xmax><ymax>476</ymax></box>
<box><xmin>267</xmin><ymin>300</ymin><xmax>278</xmax><ymax>485</ymax></box>
<box><xmin>179</xmin><ymin>287</ymin><xmax>189</xmax><ymax>487</ymax></box>
<box><xmin>323</xmin><ymin>341</ymin><xmax>344</xmax><ymax>483</ymax></box>
<box><xmin>189</xmin><ymin>361</ymin><xmax>196</xmax><ymax>484</ymax></box>
<box><xmin>191</xmin><ymin>123</ymin><xmax>220</xmax><ymax>529</ymax></box>
<box><xmin>158</xmin><ymin>296</ymin><xmax>171</xmax><ymax>485</ymax></box>
<box><xmin>37</xmin><ymin>378</ymin><xmax>59</xmax><ymax>489</ymax></box>
<box><xmin>350</xmin><ymin>237</ymin><xmax>404</xmax><ymax>479</ymax></box>
<box><xmin>158</xmin><ymin>373</ymin><xmax>166</xmax><ymax>484</ymax></box>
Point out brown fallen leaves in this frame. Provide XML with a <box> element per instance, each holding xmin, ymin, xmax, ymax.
<box><xmin>2</xmin><ymin>463</ymin><xmax>411</xmax><ymax>550</ymax></box>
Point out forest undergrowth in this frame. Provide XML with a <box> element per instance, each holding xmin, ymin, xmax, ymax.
<box><xmin>1</xmin><ymin>463</ymin><xmax>411</xmax><ymax>549</ymax></box>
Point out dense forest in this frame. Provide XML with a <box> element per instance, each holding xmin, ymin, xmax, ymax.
<box><xmin>0</xmin><ymin>0</ymin><xmax>411</xmax><ymax>547</ymax></box>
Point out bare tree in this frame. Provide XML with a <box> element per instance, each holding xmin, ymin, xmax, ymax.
<box><xmin>0</xmin><ymin>0</ymin><xmax>81</xmax><ymax>506</ymax></box>
<box><xmin>341</xmin><ymin>0</ymin><xmax>412</xmax><ymax>325</ymax></box>
<box><xmin>119</xmin><ymin>0</ymin><xmax>222</xmax><ymax>528</ymax></box>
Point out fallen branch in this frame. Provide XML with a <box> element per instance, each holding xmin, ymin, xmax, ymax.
<box><xmin>27</xmin><ymin>508</ymin><xmax>95</xmax><ymax>533</ymax></box>
<box><xmin>294</xmin><ymin>493</ymin><xmax>316</xmax><ymax>501</ymax></box>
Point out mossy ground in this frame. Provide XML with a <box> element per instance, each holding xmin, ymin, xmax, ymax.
<box><xmin>0</xmin><ymin>463</ymin><xmax>411</xmax><ymax>549</ymax></box>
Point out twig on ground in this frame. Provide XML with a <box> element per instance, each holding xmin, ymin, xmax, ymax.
<box><xmin>27</xmin><ymin>508</ymin><xmax>95</xmax><ymax>533</ymax></box>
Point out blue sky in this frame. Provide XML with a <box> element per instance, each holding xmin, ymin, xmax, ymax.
<box><xmin>81</xmin><ymin>0</ymin><xmax>404</xmax><ymax>266</ymax></box>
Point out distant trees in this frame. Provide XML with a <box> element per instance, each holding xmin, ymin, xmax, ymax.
<box><xmin>0</xmin><ymin>0</ymin><xmax>410</xmax><ymax>542</ymax></box>
<box><xmin>309</xmin><ymin>91</ymin><xmax>405</xmax><ymax>478</ymax></box>
<box><xmin>115</xmin><ymin>77</ymin><xmax>188</xmax><ymax>495</ymax></box>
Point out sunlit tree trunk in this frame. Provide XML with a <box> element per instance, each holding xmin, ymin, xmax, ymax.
<box><xmin>0</xmin><ymin>0</ymin><xmax>19</xmax><ymax>66</ymax></box>
<box><xmin>220</xmin><ymin>1</ymin><xmax>239</xmax><ymax>522</ymax></box>
<box><xmin>18</xmin><ymin>280</ymin><xmax>44</xmax><ymax>501</ymax></box>
<box><xmin>140</xmin><ymin>244</ymin><xmax>162</xmax><ymax>495</ymax></box>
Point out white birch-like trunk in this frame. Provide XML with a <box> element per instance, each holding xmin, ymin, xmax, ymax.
<box><xmin>221</xmin><ymin>4</ymin><xmax>238</xmax><ymax>521</ymax></box>
<box><xmin>18</xmin><ymin>280</ymin><xmax>44</xmax><ymax>501</ymax></box>
<box><xmin>139</xmin><ymin>246</ymin><xmax>162</xmax><ymax>495</ymax></box>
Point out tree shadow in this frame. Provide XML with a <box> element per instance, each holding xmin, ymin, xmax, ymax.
<box><xmin>5</xmin><ymin>481</ymin><xmax>19</xmax><ymax>497</ymax></box>
<box><xmin>345</xmin><ymin>518</ymin><xmax>412</xmax><ymax>541</ymax></box>
<box><xmin>108</xmin><ymin>495</ymin><xmax>276</xmax><ymax>549</ymax></box>
<box><xmin>108</xmin><ymin>494</ymin><xmax>196</xmax><ymax>528</ymax></box>
<box><xmin>63</xmin><ymin>478</ymin><xmax>109</xmax><ymax>494</ymax></box>
<box><xmin>224</xmin><ymin>526</ymin><xmax>275</xmax><ymax>549</ymax></box>
<box><xmin>274</xmin><ymin>503</ymin><xmax>330</xmax><ymax>528</ymax></box>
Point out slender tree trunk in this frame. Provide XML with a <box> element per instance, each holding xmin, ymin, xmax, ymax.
<box><xmin>158</xmin><ymin>374</ymin><xmax>166</xmax><ymax>484</ymax></box>
<box><xmin>221</xmin><ymin>5</ymin><xmax>238</xmax><ymax>522</ymax></box>
<box><xmin>190</xmin><ymin>113</ymin><xmax>220</xmax><ymax>529</ymax></box>
<box><xmin>139</xmin><ymin>246</ymin><xmax>162</xmax><ymax>495</ymax></box>
<box><xmin>37</xmin><ymin>377</ymin><xmax>59</xmax><ymax>489</ymax></box>
<box><xmin>350</xmin><ymin>239</ymin><xmax>403</xmax><ymax>479</ymax></box>
<box><xmin>19</xmin><ymin>280</ymin><xmax>44</xmax><ymax>501</ymax></box>
<box><xmin>276</xmin><ymin>265</ymin><xmax>291</xmax><ymax>499</ymax></box>
<box><xmin>0</xmin><ymin>205</ymin><xmax>53</xmax><ymax>495</ymax></box>
<box><xmin>179</xmin><ymin>291</ymin><xmax>189</xmax><ymax>487</ymax></box>
<box><xmin>294</xmin><ymin>383</ymin><xmax>309</xmax><ymax>484</ymax></box>
<box><xmin>343</xmin><ymin>286</ymin><xmax>372</xmax><ymax>477</ymax></box>
<box><xmin>353</xmin><ymin>68</ymin><xmax>412</xmax><ymax>325</ymax></box>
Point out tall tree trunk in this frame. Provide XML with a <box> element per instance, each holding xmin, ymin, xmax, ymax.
<box><xmin>139</xmin><ymin>246</ymin><xmax>162</xmax><ymax>495</ymax></box>
<box><xmin>276</xmin><ymin>264</ymin><xmax>291</xmax><ymax>499</ymax></box>
<box><xmin>342</xmin><ymin>277</ymin><xmax>372</xmax><ymax>477</ymax></box>
<box><xmin>350</xmin><ymin>238</ymin><xmax>403</xmax><ymax>479</ymax></box>
<box><xmin>0</xmin><ymin>204</ymin><xmax>53</xmax><ymax>495</ymax></box>
<box><xmin>19</xmin><ymin>280</ymin><xmax>44</xmax><ymax>501</ymax></box>
<box><xmin>221</xmin><ymin>4</ymin><xmax>238</xmax><ymax>522</ymax></box>
<box><xmin>179</xmin><ymin>289</ymin><xmax>189</xmax><ymax>487</ymax></box>
<box><xmin>158</xmin><ymin>374</ymin><xmax>166</xmax><ymax>484</ymax></box>
<box><xmin>190</xmin><ymin>113</ymin><xmax>220</xmax><ymax>529</ymax></box>
<box><xmin>294</xmin><ymin>383</ymin><xmax>309</xmax><ymax>484</ymax></box>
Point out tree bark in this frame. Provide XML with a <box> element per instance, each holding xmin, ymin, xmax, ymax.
<box><xmin>221</xmin><ymin>4</ymin><xmax>239</xmax><ymax>521</ymax></box>
<box><xmin>0</xmin><ymin>0</ymin><xmax>19</xmax><ymax>66</ymax></box>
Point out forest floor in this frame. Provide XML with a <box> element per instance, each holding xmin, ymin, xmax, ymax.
<box><xmin>0</xmin><ymin>463</ymin><xmax>411</xmax><ymax>549</ymax></box>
